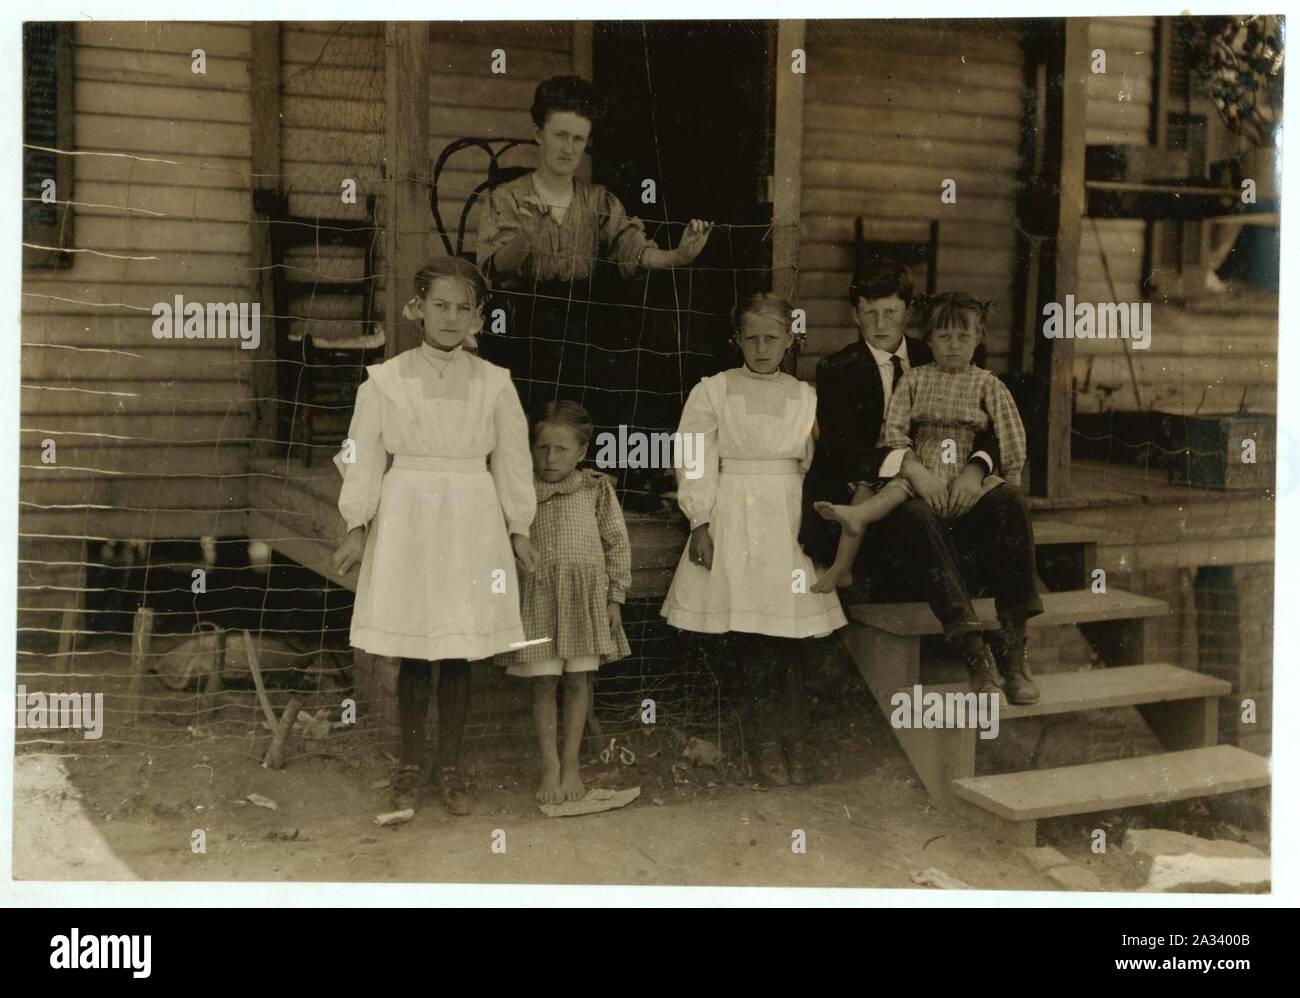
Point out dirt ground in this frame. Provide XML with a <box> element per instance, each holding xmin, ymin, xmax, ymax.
<box><xmin>12</xmin><ymin>643</ymin><xmax>1270</xmax><ymax>894</ymax></box>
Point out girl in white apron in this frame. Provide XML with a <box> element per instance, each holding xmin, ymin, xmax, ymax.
<box><xmin>333</xmin><ymin>258</ymin><xmax>536</xmax><ymax>814</ymax></box>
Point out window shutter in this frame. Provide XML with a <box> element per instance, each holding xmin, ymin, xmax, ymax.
<box><xmin>23</xmin><ymin>22</ymin><xmax>74</xmax><ymax>268</ymax></box>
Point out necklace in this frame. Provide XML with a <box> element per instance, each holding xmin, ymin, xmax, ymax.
<box><xmin>420</xmin><ymin>342</ymin><xmax>459</xmax><ymax>378</ymax></box>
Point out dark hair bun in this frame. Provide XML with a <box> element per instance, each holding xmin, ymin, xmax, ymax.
<box><xmin>531</xmin><ymin>76</ymin><xmax>598</xmax><ymax>130</ymax></box>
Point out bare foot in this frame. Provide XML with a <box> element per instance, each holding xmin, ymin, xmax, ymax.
<box><xmin>559</xmin><ymin>762</ymin><xmax>586</xmax><ymax>802</ymax></box>
<box><xmin>813</xmin><ymin>500</ymin><xmax>865</xmax><ymax>537</ymax></box>
<box><xmin>535</xmin><ymin>764</ymin><xmax>563</xmax><ymax>804</ymax></box>
<box><xmin>811</xmin><ymin>563</ymin><xmax>851</xmax><ymax>593</ymax></box>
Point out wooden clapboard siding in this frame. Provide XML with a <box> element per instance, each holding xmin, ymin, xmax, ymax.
<box><xmin>1080</xmin><ymin>17</ymin><xmax>1155</xmax><ymax>304</ymax></box>
<box><xmin>1074</xmin><ymin>299</ymin><xmax>1278</xmax><ymax>415</ymax></box>
<box><xmin>280</xmin><ymin>23</ymin><xmax>384</xmax><ymax>210</ymax></box>
<box><xmin>796</xmin><ymin>20</ymin><xmax>1027</xmax><ymax>377</ymax></box>
<box><xmin>430</xmin><ymin>23</ymin><xmax>577</xmax><ymax>263</ymax></box>
<box><xmin>277</xmin><ymin>23</ymin><xmax>384</xmax><ymax>348</ymax></box>
<box><xmin>20</xmin><ymin>17</ymin><xmax>255</xmax><ymax>611</ymax></box>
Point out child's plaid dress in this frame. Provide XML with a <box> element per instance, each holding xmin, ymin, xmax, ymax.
<box><xmin>497</xmin><ymin>468</ymin><xmax>632</xmax><ymax>669</ymax></box>
<box><xmin>883</xmin><ymin>363</ymin><xmax>1028</xmax><ymax>502</ymax></box>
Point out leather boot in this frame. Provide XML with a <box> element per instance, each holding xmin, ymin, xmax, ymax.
<box><xmin>755</xmin><ymin>741</ymin><xmax>791</xmax><ymax>786</ymax></box>
<box><xmin>992</xmin><ymin>620</ymin><xmax>1040</xmax><ymax>705</ymax></box>
<box><xmin>963</xmin><ymin>644</ymin><xmax>1005</xmax><ymax>703</ymax></box>
<box><xmin>389</xmin><ymin>764</ymin><xmax>421</xmax><ymax>811</ymax></box>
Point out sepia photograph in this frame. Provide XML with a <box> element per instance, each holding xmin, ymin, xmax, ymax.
<box><xmin>9</xmin><ymin>8</ymin><xmax>1287</xmax><ymax>903</ymax></box>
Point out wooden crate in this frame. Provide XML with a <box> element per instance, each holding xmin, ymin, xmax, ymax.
<box><xmin>1158</xmin><ymin>412</ymin><xmax>1275</xmax><ymax>490</ymax></box>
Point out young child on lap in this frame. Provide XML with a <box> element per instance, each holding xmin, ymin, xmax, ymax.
<box><xmin>816</xmin><ymin>292</ymin><xmax>1041</xmax><ymax>703</ymax></box>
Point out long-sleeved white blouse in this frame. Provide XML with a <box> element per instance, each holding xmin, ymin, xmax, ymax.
<box><xmin>335</xmin><ymin>343</ymin><xmax>535</xmax><ymax>537</ymax></box>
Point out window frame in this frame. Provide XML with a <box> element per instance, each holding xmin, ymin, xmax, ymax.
<box><xmin>23</xmin><ymin>22</ymin><xmax>75</xmax><ymax>270</ymax></box>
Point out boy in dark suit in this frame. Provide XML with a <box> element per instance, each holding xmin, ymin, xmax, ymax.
<box><xmin>800</xmin><ymin>259</ymin><xmax>1037</xmax><ymax>702</ymax></box>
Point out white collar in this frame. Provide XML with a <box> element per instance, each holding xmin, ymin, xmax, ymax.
<box><xmin>420</xmin><ymin>341</ymin><xmax>465</xmax><ymax>364</ymax></box>
<box><xmin>865</xmin><ymin>338</ymin><xmax>909</xmax><ymax>368</ymax></box>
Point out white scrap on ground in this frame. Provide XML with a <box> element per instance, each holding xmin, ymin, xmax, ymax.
<box><xmin>540</xmin><ymin>786</ymin><xmax>641</xmax><ymax>818</ymax></box>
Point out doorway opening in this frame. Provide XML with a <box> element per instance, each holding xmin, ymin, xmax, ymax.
<box><xmin>591</xmin><ymin>21</ymin><xmax>775</xmax><ymax>451</ymax></box>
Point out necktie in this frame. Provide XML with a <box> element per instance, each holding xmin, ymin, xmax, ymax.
<box><xmin>890</xmin><ymin>355</ymin><xmax>904</xmax><ymax>391</ymax></box>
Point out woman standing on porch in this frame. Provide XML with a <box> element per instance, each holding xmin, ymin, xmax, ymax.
<box><xmin>475</xmin><ymin>75</ymin><xmax>713</xmax><ymax>430</ymax></box>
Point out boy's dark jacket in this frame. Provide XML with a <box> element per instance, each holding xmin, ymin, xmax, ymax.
<box><xmin>798</xmin><ymin>334</ymin><xmax>1001</xmax><ymax>563</ymax></box>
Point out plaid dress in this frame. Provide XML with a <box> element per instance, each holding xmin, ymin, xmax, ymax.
<box><xmin>497</xmin><ymin>468</ymin><xmax>633</xmax><ymax>668</ymax></box>
<box><xmin>883</xmin><ymin>363</ymin><xmax>1028</xmax><ymax>501</ymax></box>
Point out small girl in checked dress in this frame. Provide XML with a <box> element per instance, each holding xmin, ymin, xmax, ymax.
<box><xmin>499</xmin><ymin>400</ymin><xmax>632</xmax><ymax>803</ymax></box>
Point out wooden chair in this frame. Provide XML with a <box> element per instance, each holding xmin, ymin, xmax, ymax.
<box><xmin>255</xmin><ymin>190</ymin><xmax>385</xmax><ymax>465</ymax></box>
<box><xmin>431</xmin><ymin>137</ymin><xmax>537</xmax><ymax>261</ymax></box>
<box><xmin>854</xmin><ymin>217</ymin><xmax>940</xmax><ymax>295</ymax></box>
<box><xmin>854</xmin><ymin>218</ymin><xmax>992</xmax><ymax>367</ymax></box>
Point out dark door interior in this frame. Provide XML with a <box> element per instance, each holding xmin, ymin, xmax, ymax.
<box><xmin>592</xmin><ymin>21</ymin><xmax>774</xmax><ymax>443</ymax></box>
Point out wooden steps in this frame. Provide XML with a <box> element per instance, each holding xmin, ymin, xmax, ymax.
<box><xmin>848</xmin><ymin>588</ymin><xmax>1167</xmax><ymax>635</ymax></box>
<box><xmin>839</xmin><ymin>541</ymin><xmax>1270</xmax><ymax>844</ymax></box>
<box><xmin>952</xmin><ymin>746</ymin><xmax>1270</xmax><ymax>845</ymax></box>
<box><xmin>911</xmin><ymin>663</ymin><xmax>1229</xmax><ymax>721</ymax></box>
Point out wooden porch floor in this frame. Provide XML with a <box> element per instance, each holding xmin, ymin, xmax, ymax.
<box><xmin>246</xmin><ymin>455</ymin><xmax>1274</xmax><ymax>596</ymax></box>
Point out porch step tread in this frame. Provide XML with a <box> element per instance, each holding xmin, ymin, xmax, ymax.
<box><xmin>847</xmin><ymin>588</ymin><xmax>1168</xmax><ymax>636</ymax></box>
<box><xmin>1031</xmin><ymin>521</ymin><xmax>1111</xmax><ymax>546</ymax></box>
<box><xmin>951</xmin><ymin>745</ymin><xmax>1269</xmax><ymax>822</ymax></box>
<box><xmin>894</xmin><ymin>663</ymin><xmax>1230</xmax><ymax>720</ymax></box>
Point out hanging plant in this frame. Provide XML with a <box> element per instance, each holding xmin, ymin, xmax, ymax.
<box><xmin>1177</xmin><ymin>15</ymin><xmax>1285</xmax><ymax>148</ymax></box>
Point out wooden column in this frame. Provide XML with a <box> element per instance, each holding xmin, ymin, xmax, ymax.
<box><xmin>771</xmin><ymin>19</ymin><xmax>805</xmax><ymax>306</ymax></box>
<box><xmin>248</xmin><ymin>23</ymin><xmax>282</xmax><ymax>458</ymax></box>
<box><xmin>1009</xmin><ymin>50</ymin><xmax>1045</xmax><ymax>380</ymax></box>
<box><xmin>383</xmin><ymin>22</ymin><xmax>432</xmax><ymax>358</ymax></box>
<box><xmin>1028</xmin><ymin>18</ymin><xmax>1089</xmax><ymax>498</ymax></box>
<box><xmin>573</xmin><ymin>22</ymin><xmax>593</xmax><ymax>78</ymax></box>
<box><xmin>1144</xmin><ymin>16</ymin><xmax>1172</xmax><ymax>296</ymax></box>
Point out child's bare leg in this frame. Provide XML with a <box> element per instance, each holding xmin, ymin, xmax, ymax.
<box><xmin>559</xmin><ymin>670</ymin><xmax>590</xmax><ymax>801</ymax></box>
<box><xmin>812</xmin><ymin>484</ymin><xmax>872</xmax><ymax>592</ymax></box>
<box><xmin>531</xmin><ymin>674</ymin><xmax>562</xmax><ymax>804</ymax></box>
<box><xmin>815</xmin><ymin>480</ymin><xmax>909</xmax><ymax>538</ymax></box>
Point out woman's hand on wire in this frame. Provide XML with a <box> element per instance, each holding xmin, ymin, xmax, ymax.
<box><xmin>512</xmin><ymin>533</ymin><xmax>538</xmax><ymax>573</ymax></box>
<box><xmin>331</xmin><ymin>527</ymin><xmax>366</xmax><ymax>578</ymax></box>
<box><xmin>673</xmin><ymin>219</ymin><xmax>713</xmax><ymax>265</ymax></box>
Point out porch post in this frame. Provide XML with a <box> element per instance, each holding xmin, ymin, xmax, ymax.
<box><xmin>248</xmin><ymin>23</ymin><xmax>282</xmax><ymax>458</ymax></box>
<box><xmin>772</xmin><ymin>19</ymin><xmax>805</xmax><ymax>305</ymax></box>
<box><xmin>383</xmin><ymin>22</ymin><xmax>431</xmax><ymax>358</ymax></box>
<box><xmin>1028</xmin><ymin>18</ymin><xmax>1089</xmax><ymax>497</ymax></box>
